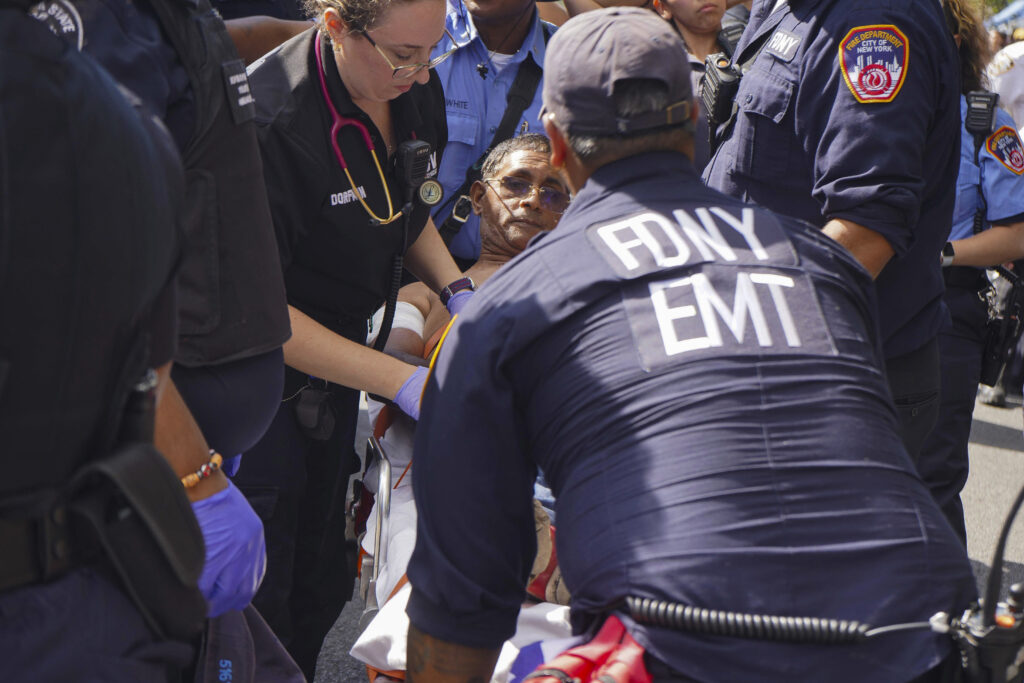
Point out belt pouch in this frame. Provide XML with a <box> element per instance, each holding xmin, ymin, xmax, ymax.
<box><xmin>69</xmin><ymin>441</ymin><xmax>207</xmax><ymax>641</ymax></box>
<box><xmin>294</xmin><ymin>386</ymin><xmax>336</xmax><ymax>440</ymax></box>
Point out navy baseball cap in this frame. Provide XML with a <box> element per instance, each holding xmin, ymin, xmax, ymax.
<box><xmin>541</xmin><ymin>7</ymin><xmax>693</xmax><ymax>136</ymax></box>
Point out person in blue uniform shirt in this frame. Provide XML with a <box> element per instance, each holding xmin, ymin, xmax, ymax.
<box><xmin>429</xmin><ymin>0</ymin><xmax>555</xmax><ymax>266</ymax></box>
<box><xmin>404</xmin><ymin>9</ymin><xmax>975</xmax><ymax>683</ymax></box>
<box><xmin>703</xmin><ymin>0</ymin><xmax>962</xmax><ymax>463</ymax></box>
<box><xmin>919</xmin><ymin>0</ymin><xmax>1024</xmax><ymax>545</ymax></box>
<box><xmin>235</xmin><ymin>0</ymin><xmax>472</xmax><ymax>674</ymax></box>
<box><xmin>0</xmin><ymin>2</ymin><xmax>207</xmax><ymax>678</ymax></box>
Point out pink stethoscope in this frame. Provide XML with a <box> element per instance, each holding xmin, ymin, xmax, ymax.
<box><xmin>314</xmin><ymin>30</ymin><xmax>403</xmax><ymax>225</ymax></box>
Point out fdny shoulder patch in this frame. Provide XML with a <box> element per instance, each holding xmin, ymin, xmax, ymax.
<box><xmin>986</xmin><ymin>126</ymin><xmax>1024</xmax><ymax>175</ymax></box>
<box><xmin>838</xmin><ymin>25</ymin><xmax>908</xmax><ymax>104</ymax></box>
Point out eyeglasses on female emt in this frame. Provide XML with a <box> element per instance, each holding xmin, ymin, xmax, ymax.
<box><xmin>361</xmin><ymin>28</ymin><xmax>459</xmax><ymax>80</ymax></box>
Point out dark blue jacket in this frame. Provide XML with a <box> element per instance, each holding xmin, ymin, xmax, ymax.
<box><xmin>407</xmin><ymin>152</ymin><xmax>975</xmax><ymax>682</ymax></box>
<box><xmin>704</xmin><ymin>0</ymin><xmax>961</xmax><ymax>358</ymax></box>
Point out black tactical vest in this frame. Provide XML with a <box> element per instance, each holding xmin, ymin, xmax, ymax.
<box><xmin>145</xmin><ymin>0</ymin><xmax>291</xmax><ymax>366</ymax></box>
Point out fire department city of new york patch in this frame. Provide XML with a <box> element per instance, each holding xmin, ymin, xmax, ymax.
<box><xmin>987</xmin><ymin>126</ymin><xmax>1024</xmax><ymax>175</ymax></box>
<box><xmin>839</xmin><ymin>25</ymin><xmax>909</xmax><ymax>104</ymax></box>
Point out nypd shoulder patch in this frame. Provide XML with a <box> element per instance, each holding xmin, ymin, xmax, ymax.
<box><xmin>986</xmin><ymin>126</ymin><xmax>1024</xmax><ymax>175</ymax></box>
<box><xmin>838</xmin><ymin>25</ymin><xmax>908</xmax><ymax>104</ymax></box>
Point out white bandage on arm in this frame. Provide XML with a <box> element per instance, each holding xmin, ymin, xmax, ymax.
<box><xmin>366</xmin><ymin>301</ymin><xmax>427</xmax><ymax>345</ymax></box>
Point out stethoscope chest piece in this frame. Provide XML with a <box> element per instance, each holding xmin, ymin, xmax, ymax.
<box><xmin>418</xmin><ymin>180</ymin><xmax>444</xmax><ymax>207</ymax></box>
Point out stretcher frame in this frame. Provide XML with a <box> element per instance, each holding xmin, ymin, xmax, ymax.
<box><xmin>358</xmin><ymin>436</ymin><xmax>392</xmax><ymax>631</ymax></box>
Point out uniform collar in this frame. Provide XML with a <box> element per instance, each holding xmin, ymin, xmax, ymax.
<box><xmin>587</xmin><ymin>151</ymin><xmax>700</xmax><ymax>189</ymax></box>
<box><xmin>567</xmin><ymin>152</ymin><xmax>701</xmax><ymax>223</ymax></box>
<box><xmin>445</xmin><ymin>1</ymin><xmax>549</xmax><ymax>67</ymax></box>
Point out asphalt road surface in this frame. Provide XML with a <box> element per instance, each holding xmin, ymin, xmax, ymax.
<box><xmin>313</xmin><ymin>395</ymin><xmax>1024</xmax><ymax>683</ymax></box>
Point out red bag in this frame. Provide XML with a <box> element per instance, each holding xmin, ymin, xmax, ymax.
<box><xmin>525</xmin><ymin>615</ymin><xmax>652</xmax><ymax>683</ymax></box>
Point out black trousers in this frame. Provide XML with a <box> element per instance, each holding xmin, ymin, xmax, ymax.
<box><xmin>233</xmin><ymin>373</ymin><xmax>360</xmax><ymax>681</ymax></box>
<box><xmin>886</xmin><ymin>336</ymin><xmax>942</xmax><ymax>464</ymax></box>
<box><xmin>0</xmin><ymin>568</ymin><xmax>194</xmax><ymax>682</ymax></box>
<box><xmin>917</xmin><ymin>286</ymin><xmax>989</xmax><ymax>544</ymax></box>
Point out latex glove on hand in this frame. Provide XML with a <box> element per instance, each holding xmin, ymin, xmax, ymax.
<box><xmin>191</xmin><ymin>480</ymin><xmax>266</xmax><ymax>617</ymax></box>
<box><xmin>395</xmin><ymin>366</ymin><xmax>429</xmax><ymax>420</ymax></box>
<box><xmin>446</xmin><ymin>289</ymin><xmax>474</xmax><ymax>317</ymax></box>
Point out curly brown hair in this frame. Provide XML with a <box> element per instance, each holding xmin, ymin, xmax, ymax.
<box><xmin>944</xmin><ymin>0</ymin><xmax>991</xmax><ymax>94</ymax></box>
<box><xmin>303</xmin><ymin>0</ymin><xmax>434</xmax><ymax>34</ymax></box>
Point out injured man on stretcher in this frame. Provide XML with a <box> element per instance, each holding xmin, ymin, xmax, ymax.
<box><xmin>353</xmin><ymin>134</ymin><xmax>575</xmax><ymax>681</ymax></box>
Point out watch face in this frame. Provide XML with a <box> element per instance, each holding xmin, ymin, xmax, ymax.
<box><xmin>418</xmin><ymin>180</ymin><xmax>444</xmax><ymax>206</ymax></box>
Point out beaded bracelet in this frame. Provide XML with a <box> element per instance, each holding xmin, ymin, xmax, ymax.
<box><xmin>181</xmin><ymin>450</ymin><xmax>223</xmax><ymax>489</ymax></box>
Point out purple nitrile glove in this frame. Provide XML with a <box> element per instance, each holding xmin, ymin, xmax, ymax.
<box><xmin>446</xmin><ymin>289</ymin><xmax>474</xmax><ymax>317</ymax></box>
<box><xmin>190</xmin><ymin>480</ymin><xmax>266</xmax><ymax>617</ymax></box>
<box><xmin>395</xmin><ymin>366</ymin><xmax>429</xmax><ymax>420</ymax></box>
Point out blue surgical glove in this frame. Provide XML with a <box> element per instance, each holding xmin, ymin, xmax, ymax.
<box><xmin>395</xmin><ymin>366</ymin><xmax>429</xmax><ymax>420</ymax></box>
<box><xmin>446</xmin><ymin>289</ymin><xmax>474</xmax><ymax>317</ymax></box>
<box><xmin>190</xmin><ymin>480</ymin><xmax>266</xmax><ymax>617</ymax></box>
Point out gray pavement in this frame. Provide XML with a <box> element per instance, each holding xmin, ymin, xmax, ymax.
<box><xmin>962</xmin><ymin>396</ymin><xmax>1024</xmax><ymax>593</ymax></box>
<box><xmin>313</xmin><ymin>396</ymin><xmax>1024</xmax><ymax>683</ymax></box>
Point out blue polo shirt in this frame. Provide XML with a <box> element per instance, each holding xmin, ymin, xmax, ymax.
<box><xmin>704</xmin><ymin>0</ymin><xmax>961</xmax><ymax>358</ymax></box>
<box><xmin>430</xmin><ymin>0</ymin><xmax>553</xmax><ymax>261</ymax></box>
<box><xmin>407</xmin><ymin>151</ymin><xmax>976</xmax><ymax>682</ymax></box>
<box><xmin>952</xmin><ymin>96</ymin><xmax>1024</xmax><ymax>241</ymax></box>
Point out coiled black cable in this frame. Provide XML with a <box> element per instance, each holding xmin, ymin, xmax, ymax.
<box><xmin>626</xmin><ymin>597</ymin><xmax>873</xmax><ymax>644</ymax></box>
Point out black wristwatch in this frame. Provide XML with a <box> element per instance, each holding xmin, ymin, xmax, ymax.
<box><xmin>941</xmin><ymin>241</ymin><xmax>956</xmax><ymax>268</ymax></box>
<box><xmin>439</xmin><ymin>277</ymin><xmax>476</xmax><ymax>307</ymax></box>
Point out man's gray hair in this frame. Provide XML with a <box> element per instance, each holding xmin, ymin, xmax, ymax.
<box><xmin>481</xmin><ymin>133</ymin><xmax>553</xmax><ymax>179</ymax></box>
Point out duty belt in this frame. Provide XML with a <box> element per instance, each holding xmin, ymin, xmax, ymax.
<box><xmin>943</xmin><ymin>266</ymin><xmax>989</xmax><ymax>292</ymax></box>
<box><xmin>0</xmin><ymin>498</ymin><xmax>81</xmax><ymax>594</ymax></box>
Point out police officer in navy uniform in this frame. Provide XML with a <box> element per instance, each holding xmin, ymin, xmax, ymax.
<box><xmin>0</xmin><ymin>1</ymin><xmax>206</xmax><ymax>678</ymax></box>
<box><xmin>703</xmin><ymin>0</ymin><xmax>961</xmax><ymax>462</ymax></box>
<box><xmin>29</xmin><ymin>0</ymin><xmax>291</xmax><ymax>656</ymax></box>
<box><xmin>404</xmin><ymin>9</ymin><xmax>975</xmax><ymax>682</ymax></box>
<box><xmin>235</xmin><ymin>0</ymin><xmax>471</xmax><ymax>673</ymax></box>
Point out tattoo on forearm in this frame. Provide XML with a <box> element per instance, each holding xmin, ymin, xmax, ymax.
<box><xmin>406</xmin><ymin>624</ymin><xmax>500</xmax><ymax>683</ymax></box>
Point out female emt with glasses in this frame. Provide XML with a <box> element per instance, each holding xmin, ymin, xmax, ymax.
<box><xmin>231</xmin><ymin>0</ymin><xmax>470</xmax><ymax>675</ymax></box>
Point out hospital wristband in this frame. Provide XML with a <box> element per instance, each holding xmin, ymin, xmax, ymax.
<box><xmin>181</xmin><ymin>450</ymin><xmax>224</xmax><ymax>489</ymax></box>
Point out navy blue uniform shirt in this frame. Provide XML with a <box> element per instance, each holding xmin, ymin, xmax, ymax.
<box><xmin>407</xmin><ymin>151</ymin><xmax>975</xmax><ymax>682</ymax></box>
<box><xmin>704</xmin><ymin>0</ymin><xmax>961</xmax><ymax>358</ymax></box>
